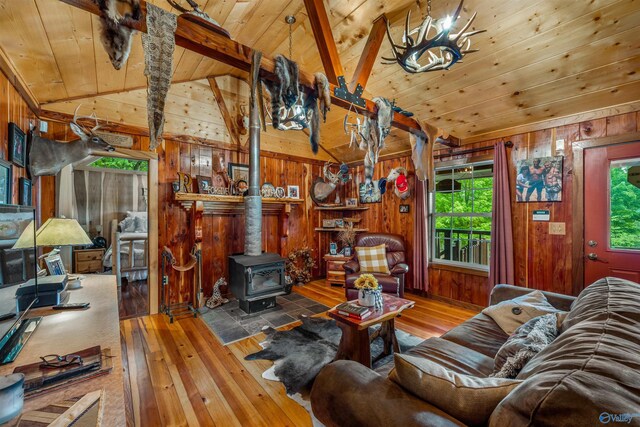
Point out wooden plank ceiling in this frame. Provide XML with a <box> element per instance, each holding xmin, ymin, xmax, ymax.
<box><xmin>0</xmin><ymin>0</ymin><xmax>639</xmax><ymax>162</ymax></box>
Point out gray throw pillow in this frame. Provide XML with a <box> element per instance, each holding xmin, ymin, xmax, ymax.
<box><xmin>491</xmin><ymin>313</ymin><xmax>560</xmax><ymax>379</ymax></box>
<box><xmin>482</xmin><ymin>290</ymin><xmax>560</xmax><ymax>334</ymax></box>
<box><xmin>391</xmin><ymin>354</ymin><xmax>522</xmax><ymax>426</ymax></box>
<box><xmin>134</xmin><ymin>216</ymin><xmax>147</xmax><ymax>232</ymax></box>
<box><xmin>119</xmin><ymin>216</ymin><xmax>135</xmax><ymax>232</ymax></box>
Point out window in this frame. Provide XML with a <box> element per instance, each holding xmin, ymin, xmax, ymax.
<box><xmin>609</xmin><ymin>158</ymin><xmax>640</xmax><ymax>250</ymax></box>
<box><xmin>432</xmin><ymin>161</ymin><xmax>493</xmax><ymax>269</ymax></box>
<box><xmin>89</xmin><ymin>157</ymin><xmax>148</xmax><ymax>172</ymax></box>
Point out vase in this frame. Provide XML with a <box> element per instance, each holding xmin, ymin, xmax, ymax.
<box><xmin>358</xmin><ymin>287</ymin><xmax>382</xmax><ymax>308</ymax></box>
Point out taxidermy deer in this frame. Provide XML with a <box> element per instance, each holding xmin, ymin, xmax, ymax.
<box><xmin>29</xmin><ymin>107</ymin><xmax>115</xmax><ymax>177</ymax></box>
<box><xmin>97</xmin><ymin>0</ymin><xmax>141</xmax><ymax>70</ymax></box>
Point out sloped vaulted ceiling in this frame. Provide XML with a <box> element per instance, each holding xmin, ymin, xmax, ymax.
<box><xmin>1</xmin><ymin>0</ymin><xmax>639</xmax><ymax>162</ymax></box>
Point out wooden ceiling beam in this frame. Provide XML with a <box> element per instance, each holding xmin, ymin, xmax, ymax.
<box><xmin>302</xmin><ymin>0</ymin><xmax>345</xmax><ymax>85</ymax></box>
<box><xmin>207</xmin><ymin>76</ymin><xmax>241</xmax><ymax>150</ymax></box>
<box><xmin>348</xmin><ymin>15</ymin><xmax>387</xmax><ymax>93</ymax></box>
<box><xmin>57</xmin><ymin>0</ymin><xmax>427</xmax><ymax>140</ymax></box>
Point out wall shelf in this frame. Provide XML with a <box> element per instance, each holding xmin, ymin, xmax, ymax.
<box><xmin>315</xmin><ymin>206</ymin><xmax>369</xmax><ymax>211</ymax></box>
<box><xmin>315</xmin><ymin>228</ymin><xmax>369</xmax><ymax>232</ymax></box>
<box><xmin>174</xmin><ymin>193</ymin><xmax>303</xmax><ymax>215</ymax></box>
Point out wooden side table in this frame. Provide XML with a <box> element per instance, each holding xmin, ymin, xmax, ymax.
<box><xmin>327</xmin><ymin>294</ymin><xmax>415</xmax><ymax>368</ymax></box>
<box><xmin>73</xmin><ymin>248</ymin><xmax>105</xmax><ymax>274</ymax></box>
<box><xmin>323</xmin><ymin>254</ymin><xmax>352</xmax><ymax>287</ymax></box>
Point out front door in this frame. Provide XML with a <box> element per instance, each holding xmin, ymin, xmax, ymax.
<box><xmin>584</xmin><ymin>141</ymin><xmax>640</xmax><ymax>284</ymax></box>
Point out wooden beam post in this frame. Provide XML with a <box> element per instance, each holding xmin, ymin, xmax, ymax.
<box><xmin>302</xmin><ymin>0</ymin><xmax>345</xmax><ymax>85</ymax></box>
<box><xmin>348</xmin><ymin>15</ymin><xmax>387</xmax><ymax>93</ymax></box>
<box><xmin>207</xmin><ymin>76</ymin><xmax>241</xmax><ymax>150</ymax></box>
<box><xmin>57</xmin><ymin>0</ymin><xmax>428</xmax><ymax>140</ymax></box>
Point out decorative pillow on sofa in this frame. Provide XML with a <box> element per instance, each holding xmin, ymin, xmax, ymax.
<box><xmin>491</xmin><ymin>313</ymin><xmax>561</xmax><ymax>378</ymax></box>
<box><xmin>355</xmin><ymin>244</ymin><xmax>390</xmax><ymax>274</ymax></box>
<box><xmin>391</xmin><ymin>354</ymin><xmax>522</xmax><ymax>426</ymax></box>
<box><xmin>119</xmin><ymin>216</ymin><xmax>136</xmax><ymax>232</ymax></box>
<box><xmin>482</xmin><ymin>290</ymin><xmax>560</xmax><ymax>335</ymax></box>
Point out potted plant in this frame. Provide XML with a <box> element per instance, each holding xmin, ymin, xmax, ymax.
<box><xmin>354</xmin><ymin>274</ymin><xmax>383</xmax><ymax>309</ymax></box>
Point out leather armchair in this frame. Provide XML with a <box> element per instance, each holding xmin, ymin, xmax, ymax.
<box><xmin>343</xmin><ymin>233</ymin><xmax>409</xmax><ymax>300</ymax></box>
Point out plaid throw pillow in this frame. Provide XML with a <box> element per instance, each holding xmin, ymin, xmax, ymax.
<box><xmin>356</xmin><ymin>244</ymin><xmax>390</xmax><ymax>274</ymax></box>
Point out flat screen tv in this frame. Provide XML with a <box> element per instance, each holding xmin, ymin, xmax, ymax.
<box><xmin>0</xmin><ymin>204</ymin><xmax>40</xmax><ymax>364</ymax></box>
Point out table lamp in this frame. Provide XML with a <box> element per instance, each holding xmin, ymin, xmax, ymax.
<box><xmin>13</xmin><ymin>218</ymin><xmax>93</xmax><ymax>288</ymax></box>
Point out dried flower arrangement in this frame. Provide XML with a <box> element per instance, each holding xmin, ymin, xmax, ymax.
<box><xmin>337</xmin><ymin>223</ymin><xmax>356</xmax><ymax>248</ymax></box>
<box><xmin>286</xmin><ymin>247</ymin><xmax>316</xmax><ymax>284</ymax></box>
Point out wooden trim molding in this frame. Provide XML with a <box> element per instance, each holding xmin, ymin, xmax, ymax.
<box><xmin>0</xmin><ymin>46</ymin><xmax>39</xmax><ymax>112</ymax></box>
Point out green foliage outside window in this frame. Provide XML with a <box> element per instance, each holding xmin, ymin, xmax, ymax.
<box><xmin>89</xmin><ymin>157</ymin><xmax>148</xmax><ymax>172</ymax></box>
<box><xmin>610</xmin><ymin>165</ymin><xmax>640</xmax><ymax>249</ymax></box>
<box><xmin>433</xmin><ymin>162</ymin><xmax>493</xmax><ymax>267</ymax></box>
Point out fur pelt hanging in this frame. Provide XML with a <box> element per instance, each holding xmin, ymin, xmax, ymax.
<box><xmin>97</xmin><ymin>0</ymin><xmax>141</xmax><ymax>70</ymax></box>
<box><xmin>314</xmin><ymin>72</ymin><xmax>331</xmax><ymax>122</ymax></box>
<box><xmin>263</xmin><ymin>54</ymin><xmax>299</xmax><ymax>130</ymax></box>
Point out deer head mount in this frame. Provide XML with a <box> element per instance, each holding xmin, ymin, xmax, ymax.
<box><xmin>383</xmin><ymin>0</ymin><xmax>485</xmax><ymax>73</ymax></box>
<box><xmin>29</xmin><ymin>106</ymin><xmax>115</xmax><ymax>177</ymax></box>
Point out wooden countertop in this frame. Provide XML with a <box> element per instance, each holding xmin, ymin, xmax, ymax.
<box><xmin>0</xmin><ymin>275</ymin><xmax>125</xmax><ymax>426</ymax></box>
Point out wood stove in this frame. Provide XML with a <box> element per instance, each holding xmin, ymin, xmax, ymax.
<box><xmin>229</xmin><ymin>253</ymin><xmax>286</xmax><ymax>314</ymax></box>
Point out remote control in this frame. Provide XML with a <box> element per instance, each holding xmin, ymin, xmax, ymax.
<box><xmin>52</xmin><ymin>303</ymin><xmax>90</xmax><ymax>310</ymax></box>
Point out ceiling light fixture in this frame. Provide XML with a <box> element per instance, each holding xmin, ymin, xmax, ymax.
<box><xmin>383</xmin><ymin>0</ymin><xmax>485</xmax><ymax>74</ymax></box>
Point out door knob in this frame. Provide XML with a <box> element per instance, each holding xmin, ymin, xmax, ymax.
<box><xmin>588</xmin><ymin>240</ymin><xmax>598</xmax><ymax>247</ymax></box>
<box><xmin>587</xmin><ymin>253</ymin><xmax>608</xmax><ymax>263</ymax></box>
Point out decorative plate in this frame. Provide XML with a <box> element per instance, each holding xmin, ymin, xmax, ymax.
<box><xmin>275</xmin><ymin>187</ymin><xmax>285</xmax><ymax>198</ymax></box>
<box><xmin>261</xmin><ymin>182</ymin><xmax>276</xmax><ymax>198</ymax></box>
<box><xmin>0</xmin><ymin>221</ymin><xmax>19</xmax><ymax>239</ymax></box>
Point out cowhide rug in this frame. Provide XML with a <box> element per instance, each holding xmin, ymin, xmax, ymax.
<box><xmin>245</xmin><ymin>316</ymin><xmax>423</xmax><ymax>396</ymax></box>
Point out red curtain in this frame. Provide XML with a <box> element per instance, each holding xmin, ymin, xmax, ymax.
<box><xmin>489</xmin><ymin>141</ymin><xmax>515</xmax><ymax>286</ymax></box>
<box><xmin>413</xmin><ymin>179</ymin><xmax>429</xmax><ymax>292</ymax></box>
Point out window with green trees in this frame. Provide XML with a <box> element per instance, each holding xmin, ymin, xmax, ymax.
<box><xmin>89</xmin><ymin>157</ymin><xmax>148</xmax><ymax>172</ymax></box>
<box><xmin>610</xmin><ymin>159</ymin><xmax>640</xmax><ymax>249</ymax></box>
<box><xmin>432</xmin><ymin>161</ymin><xmax>493</xmax><ymax>268</ymax></box>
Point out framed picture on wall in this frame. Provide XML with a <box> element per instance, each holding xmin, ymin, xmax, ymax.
<box><xmin>0</xmin><ymin>159</ymin><xmax>12</xmax><ymax>205</ymax></box>
<box><xmin>228</xmin><ymin>163</ymin><xmax>249</xmax><ymax>183</ymax></box>
<box><xmin>195</xmin><ymin>175</ymin><xmax>211</xmax><ymax>194</ymax></box>
<box><xmin>19</xmin><ymin>177</ymin><xmax>32</xmax><ymax>206</ymax></box>
<box><xmin>8</xmin><ymin>123</ymin><xmax>26</xmax><ymax>168</ymax></box>
<box><xmin>287</xmin><ymin>185</ymin><xmax>300</xmax><ymax>199</ymax></box>
<box><xmin>358</xmin><ymin>180</ymin><xmax>382</xmax><ymax>204</ymax></box>
<box><xmin>515</xmin><ymin>156</ymin><xmax>563</xmax><ymax>202</ymax></box>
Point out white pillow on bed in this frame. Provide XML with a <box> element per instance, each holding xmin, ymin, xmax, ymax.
<box><xmin>119</xmin><ymin>216</ymin><xmax>136</xmax><ymax>232</ymax></box>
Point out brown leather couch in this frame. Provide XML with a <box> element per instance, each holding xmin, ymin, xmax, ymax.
<box><xmin>343</xmin><ymin>233</ymin><xmax>409</xmax><ymax>300</ymax></box>
<box><xmin>310</xmin><ymin>277</ymin><xmax>640</xmax><ymax>426</ymax></box>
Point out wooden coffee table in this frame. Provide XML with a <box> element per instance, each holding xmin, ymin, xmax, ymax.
<box><xmin>327</xmin><ymin>294</ymin><xmax>415</xmax><ymax>368</ymax></box>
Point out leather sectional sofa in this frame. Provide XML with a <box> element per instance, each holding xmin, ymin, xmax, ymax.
<box><xmin>310</xmin><ymin>277</ymin><xmax>640</xmax><ymax>426</ymax></box>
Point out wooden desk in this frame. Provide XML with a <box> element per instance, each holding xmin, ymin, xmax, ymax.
<box><xmin>0</xmin><ymin>275</ymin><xmax>124</xmax><ymax>426</ymax></box>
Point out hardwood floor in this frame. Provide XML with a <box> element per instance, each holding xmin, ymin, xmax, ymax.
<box><xmin>118</xmin><ymin>279</ymin><xmax>150</xmax><ymax>320</ymax></box>
<box><xmin>120</xmin><ymin>280</ymin><xmax>478</xmax><ymax>427</ymax></box>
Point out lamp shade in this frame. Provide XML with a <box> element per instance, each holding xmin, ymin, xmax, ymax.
<box><xmin>34</xmin><ymin>218</ymin><xmax>92</xmax><ymax>247</ymax></box>
<box><xmin>11</xmin><ymin>220</ymin><xmax>35</xmax><ymax>249</ymax></box>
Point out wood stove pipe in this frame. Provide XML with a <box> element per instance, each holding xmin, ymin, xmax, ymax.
<box><xmin>244</xmin><ymin>50</ymin><xmax>263</xmax><ymax>256</ymax></box>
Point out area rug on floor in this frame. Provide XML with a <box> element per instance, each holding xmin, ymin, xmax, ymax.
<box><xmin>199</xmin><ymin>293</ymin><xmax>329</xmax><ymax>345</ymax></box>
<box><xmin>244</xmin><ymin>316</ymin><xmax>424</xmax><ymax>396</ymax></box>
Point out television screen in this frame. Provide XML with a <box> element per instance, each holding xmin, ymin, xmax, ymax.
<box><xmin>0</xmin><ymin>205</ymin><xmax>37</xmax><ymax>333</ymax></box>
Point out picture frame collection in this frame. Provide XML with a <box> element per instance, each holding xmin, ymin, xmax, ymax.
<box><xmin>1</xmin><ymin>123</ymin><xmax>32</xmax><ymax>206</ymax></box>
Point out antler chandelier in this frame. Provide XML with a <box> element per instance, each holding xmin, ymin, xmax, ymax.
<box><xmin>383</xmin><ymin>0</ymin><xmax>485</xmax><ymax>73</ymax></box>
